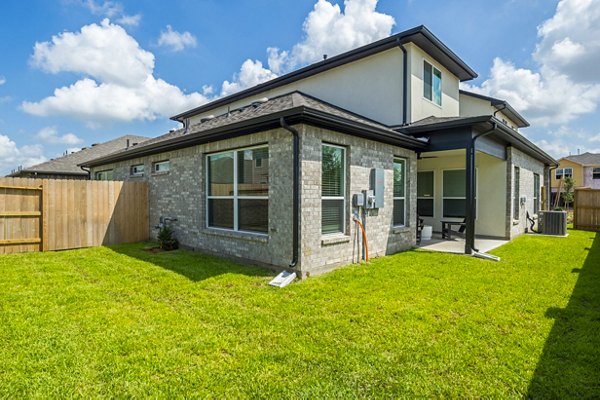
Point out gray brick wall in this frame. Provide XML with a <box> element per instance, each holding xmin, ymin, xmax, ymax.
<box><xmin>506</xmin><ymin>147</ymin><xmax>545</xmax><ymax>238</ymax></box>
<box><xmin>298</xmin><ymin>126</ymin><xmax>417</xmax><ymax>277</ymax></box>
<box><xmin>91</xmin><ymin>124</ymin><xmax>417</xmax><ymax>277</ymax></box>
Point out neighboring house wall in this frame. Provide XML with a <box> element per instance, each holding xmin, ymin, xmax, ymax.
<box><xmin>416</xmin><ymin>151</ymin><xmax>506</xmax><ymax>238</ymax></box>
<box><xmin>407</xmin><ymin>43</ymin><xmax>460</xmax><ymax>123</ymax></box>
<box><xmin>90</xmin><ymin>124</ymin><xmax>417</xmax><ymax>277</ymax></box>
<box><xmin>583</xmin><ymin>166</ymin><xmax>600</xmax><ymax>188</ymax></box>
<box><xmin>190</xmin><ymin>48</ymin><xmax>406</xmax><ymax>127</ymax></box>
<box><xmin>551</xmin><ymin>159</ymin><xmax>584</xmax><ymax>189</ymax></box>
<box><xmin>507</xmin><ymin>147</ymin><xmax>545</xmax><ymax>238</ymax></box>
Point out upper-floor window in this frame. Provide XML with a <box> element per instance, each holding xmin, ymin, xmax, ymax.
<box><xmin>593</xmin><ymin>168</ymin><xmax>600</xmax><ymax>179</ymax></box>
<box><xmin>424</xmin><ymin>61</ymin><xmax>442</xmax><ymax>106</ymax></box>
<box><xmin>555</xmin><ymin>167</ymin><xmax>572</xmax><ymax>180</ymax></box>
<box><xmin>514</xmin><ymin>167</ymin><xmax>520</xmax><ymax>220</ymax></box>
<box><xmin>206</xmin><ymin>145</ymin><xmax>269</xmax><ymax>234</ymax></box>
<box><xmin>130</xmin><ymin>164</ymin><xmax>145</xmax><ymax>177</ymax></box>
<box><xmin>322</xmin><ymin>144</ymin><xmax>346</xmax><ymax>235</ymax></box>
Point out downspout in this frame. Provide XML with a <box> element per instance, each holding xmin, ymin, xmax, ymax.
<box><xmin>465</xmin><ymin>122</ymin><xmax>497</xmax><ymax>254</ymax></box>
<box><xmin>493</xmin><ymin>104</ymin><xmax>507</xmax><ymax>118</ymax></box>
<box><xmin>80</xmin><ymin>165</ymin><xmax>91</xmax><ymax>180</ymax></box>
<box><xmin>398</xmin><ymin>42</ymin><xmax>408</xmax><ymax>125</ymax></box>
<box><xmin>279</xmin><ymin>117</ymin><xmax>300</xmax><ymax>268</ymax></box>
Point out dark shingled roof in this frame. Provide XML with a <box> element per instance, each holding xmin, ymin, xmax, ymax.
<box><xmin>83</xmin><ymin>91</ymin><xmax>425</xmax><ymax>167</ymax></box>
<box><xmin>9</xmin><ymin>135</ymin><xmax>149</xmax><ymax>177</ymax></box>
<box><xmin>563</xmin><ymin>152</ymin><xmax>600</xmax><ymax>166</ymax></box>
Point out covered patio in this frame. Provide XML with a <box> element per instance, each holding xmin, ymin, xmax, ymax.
<box><xmin>416</xmin><ymin>232</ymin><xmax>508</xmax><ymax>254</ymax></box>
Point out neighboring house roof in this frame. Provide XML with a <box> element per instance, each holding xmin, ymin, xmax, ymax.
<box><xmin>459</xmin><ymin>90</ymin><xmax>529</xmax><ymax>128</ymax></box>
<box><xmin>82</xmin><ymin>91</ymin><xmax>427</xmax><ymax>167</ymax></box>
<box><xmin>400</xmin><ymin>115</ymin><xmax>557</xmax><ymax>166</ymax></box>
<box><xmin>171</xmin><ymin>25</ymin><xmax>478</xmax><ymax>122</ymax></box>
<box><xmin>562</xmin><ymin>152</ymin><xmax>600</xmax><ymax>166</ymax></box>
<box><xmin>9</xmin><ymin>135</ymin><xmax>149</xmax><ymax>177</ymax></box>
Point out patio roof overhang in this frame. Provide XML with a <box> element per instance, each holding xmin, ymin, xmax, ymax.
<box><xmin>402</xmin><ymin>116</ymin><xmax>557</xmax><ymax>255</ymax></box>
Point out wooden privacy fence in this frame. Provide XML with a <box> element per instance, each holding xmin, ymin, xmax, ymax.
<box><xmin>574</xmin><ymin>188</ymin><xmax>600</xmax><ymax>232</ymax></box>
<box><xmin>0</xmin><ymin>177</ymin><xmax>148</xmax><ymax>254</ymax></box>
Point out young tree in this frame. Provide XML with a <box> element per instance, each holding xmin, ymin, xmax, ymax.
<box><xmin>561</xmin><ymin>176</ymin><xmax>575</xmax><ymax>210</ymax></box>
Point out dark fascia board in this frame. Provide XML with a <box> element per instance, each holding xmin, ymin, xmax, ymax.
<box><xmin>171</xmin><ymin>26</ymin><xmax>477</xmax><ymax>122</ymax></box>
<box><xmin>8</xmin><ymin>170</ymin><xmax>87</xmax><ymax>177</ymax></box>
<box><xmin>459</xmin><ymin>89</ymin><xmax>529</xmax><ymax>128</ymax></box>
<box><xmin>82</xmin><ymin>108</ymin><xmax>426</xmax><ymax>167</ymax></box>
<box><xmin>401</xmin><ymin>115</ymin><xmax>557</xmax><ymax>166</ymax></box>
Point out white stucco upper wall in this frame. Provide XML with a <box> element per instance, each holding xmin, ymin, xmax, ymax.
<box><xmin>406</xmin><ymin>43</ymin><xmax>460</xmax><ymax>123</ymax></box>
<box><xmin>459</xmin><ymin>93</ymin><xmax>520</xmax><ymax>130</ymax></box>
<box><xmin>189</xmin><ymin>48</ymin><xmax>406</xmax><ymax>127</ymax></box>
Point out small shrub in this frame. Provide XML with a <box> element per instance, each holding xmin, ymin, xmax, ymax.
<box><xmin>157</xmin><ymin>226</ymin><xmax>179</xmax><ymax>250</ymax></box>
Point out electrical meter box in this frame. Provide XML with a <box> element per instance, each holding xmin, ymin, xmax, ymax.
<box><xmin>352</xmin><ymin>192</ymin><xmax>365</xmax><ymax>207</ymax></box>
<box><xmin>370</xmin><ymin>168</ymin><xmax>385</xmax><ymax>208</ymax></box>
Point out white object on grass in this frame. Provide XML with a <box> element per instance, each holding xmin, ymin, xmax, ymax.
<box><xmin>269</xmin><ymin>271</ymin><xmax>297</xmax><ymax>288</ymax></box>
<box><xmin>472</xmin><ymin>251</ymin><xmax>501</xmax><ymax>262</ymax></box>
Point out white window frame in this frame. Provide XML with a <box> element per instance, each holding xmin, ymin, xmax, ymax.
<box><xmin>417</xmin><ymin>170</ymin><xmax>434</xmax><ymax>218</ymax></box>
<box><xmin>533</xmin><ymin>173</ymin><xmax>540</xmax><ymax>215</ymax></box>
<box><xmin>205</xmin><ymin>145</ymin><xmax>269</xmax><ymax>235</ymax></box>
<box><xmin>441</xmin><ymin>168</ymin><xmax>477</xmax><ymax>219</ymax></box>
<box><xmin>555</xmin><ymin>167</ymin><xmax>573</xmax><ymax>180</ymax></box>
<box><xmin>321</xmin><ymin>143</ymin><xmax>346</xmax><ymax>235</ymax></box>
<box><xmin>592</xmin><ymin>168</ymin><xmax>600</xmax><ymax>180</ymax></box>
<box><xmin>393</xmin><ymin>158</ymin><xmax>407</xmax><ymax>227</ymax></box>
<box><xmin>423</xmin><ymin>60</ymin><xmax>442</xmax><ymax>106</ymax></box>
<box><xmin>130</xmin><ymin>164</ymin><xmax>145</xmax><ymax>177</ymax></box>
<box><xmin>153</xmin><ymin>160</ymin><xmax>170</xmax><ymax>174</ymax></box>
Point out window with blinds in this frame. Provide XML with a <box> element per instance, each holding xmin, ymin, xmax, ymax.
<box><xmin>393</xmin><ymin>159</ymin><xmax>406</xmax><ymax>226</ymax></box>
<box><xmin>533</xmin><ymin>173</ymin><xmax>540</xmax><ymax>214</ymax></box>
<box><xmin>322</xmin><ymin>144</ymin><xmax>346</xmax><ymax>235</ymax></box>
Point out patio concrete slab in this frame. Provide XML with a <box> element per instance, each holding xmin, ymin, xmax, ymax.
<box><xmin>416</xmin><ymin>233</ymin><xmax>508</xmax><ymax>254</ymax></box>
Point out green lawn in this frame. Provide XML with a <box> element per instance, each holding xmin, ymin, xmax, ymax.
<box><xmin>0</xmin><ymin>230</ymin><xmax>598</xmax><ymax>398</ymax></box>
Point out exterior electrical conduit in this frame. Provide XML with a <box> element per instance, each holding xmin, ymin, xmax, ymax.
<box><xmin>353</xmin><ymin>214</ymin><xmax>369</xmax><ymax>263</ymax></box>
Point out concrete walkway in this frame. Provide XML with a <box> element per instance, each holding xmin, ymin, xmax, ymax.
<box><xmin>416</xmin><ymin>233</ymin><xmax>508</xmax><ymax>254</ymax></box>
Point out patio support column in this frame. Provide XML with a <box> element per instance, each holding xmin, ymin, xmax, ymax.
<box><xmin>465</xmin><ymin>142</ymin><xmax>476</xmax><ymax>254</ymax></box>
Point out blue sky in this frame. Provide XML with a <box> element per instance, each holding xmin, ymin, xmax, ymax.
<box><xmin>1</xmin><ymin>0</ymin><xmax>599</xmax><ymax>175</ymax></box>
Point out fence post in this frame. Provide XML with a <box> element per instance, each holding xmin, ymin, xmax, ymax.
<box><xmin>41</xmin><ymin>179</ymin><xmax>49</xmax><ymax>251</ymax></box>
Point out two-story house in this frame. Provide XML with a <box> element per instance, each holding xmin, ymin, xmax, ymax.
<box><xmin>82</xmin><ymin>25</ymin><xmax>556</xmax><ymax>277</ymax></box>
<box><xmin>551</xmin><ymin>152</ymin><xmax>600</xmax><ymax>207</ymax></box>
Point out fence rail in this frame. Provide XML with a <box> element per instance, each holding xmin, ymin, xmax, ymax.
<box><xmin>0</xmin><ymin>177</ymin><xmax>148</xmax><ymax>254</ymax></box>
<box><xmin>574</xmin><ymin>188</ymin><xmax>600</xmax><ymax>232</ymax></box>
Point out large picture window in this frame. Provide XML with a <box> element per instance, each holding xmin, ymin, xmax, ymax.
<box><xmin>442</xmin><ymin>169</ymin><xmax>466</xmax><ymax>218</ymax></box>
<box><xmin>322</xmin><ymin>144</ymin><xmax>346</xmax><ymax>235</ymax></box>
<box><xmin>424</xmin><ymin>60</ymin><xmax>442</xmax><ymax>106</ymax></box>
<box><xmin>393</xmin><ymin>159</ymin><xmax>407</xmax><ymax>226</ymax></box>
<box><xmin>533</xmin><ymin>173</ymin><xmax>540</xmax><ymax>214</ymax></box>
<box><xmin>206</xmin><ymin>146</ymin><xmax>268</xmax><ymax>234</ymax></box>
<box><xmin>417</xmin><ymin>171</ymin><xmax>434</xmax><ymax>217</ymax></box>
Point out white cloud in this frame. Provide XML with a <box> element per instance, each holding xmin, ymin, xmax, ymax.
<box><xmin>22</xmin><ymin>19</ymin><xmax>207</xmax><ymax>125</ymax></box>
<box><xmin>116</xmin><ymin>14</ymin><xmax>141</xmax><ymax>27</ymax></box>
<box><xmin>220</xmin><ymin>0</ymin><xmax>394</xmax><ymax>96</ymax></box>
<box><xmin>36</xmin><ymin>126</ymin><xmax>83</xmax><ymax>145</ymax></box>
<box><xmin>79</xmin><ymin>0</ymin><xmax>140</xmax><ymax>26</ymax></box>
<box><xmin>465</xmin><ymin>0</ymin><xmax>600</xmax><ymax>126</ymax></box>
<box><xmin>221</xmin><ymin>60</ymin><xmax>278</xmax><ymax>97</ymax></box>
<box><xmin>157</xmin><ymin>25</ymin><xmax>197</xmax><ymax>52</ymax></box>
<box><xmin>30</xmin><ymin>19</ymin><xmax>153</xmax><ymax>86</ymax></box>
<box><xmin>0</xmin><ymin>76</ymin><xmax>5</xmax><ymax>85</ymax></box>
<box><xmin>267</xmin><ymin>0</ymin><xmax>395</xmax><ymax>74</ymax></box>
<box><xmin>0</xmin><ymin>134</ymin><xmax>47</xmax><ymax>174</ymax></box>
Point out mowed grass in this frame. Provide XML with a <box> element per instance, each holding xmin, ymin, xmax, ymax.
<box><xmin>0</xmin><ymin>230</ymin><xmax>598</xmax><ymax>398</ymax></box>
